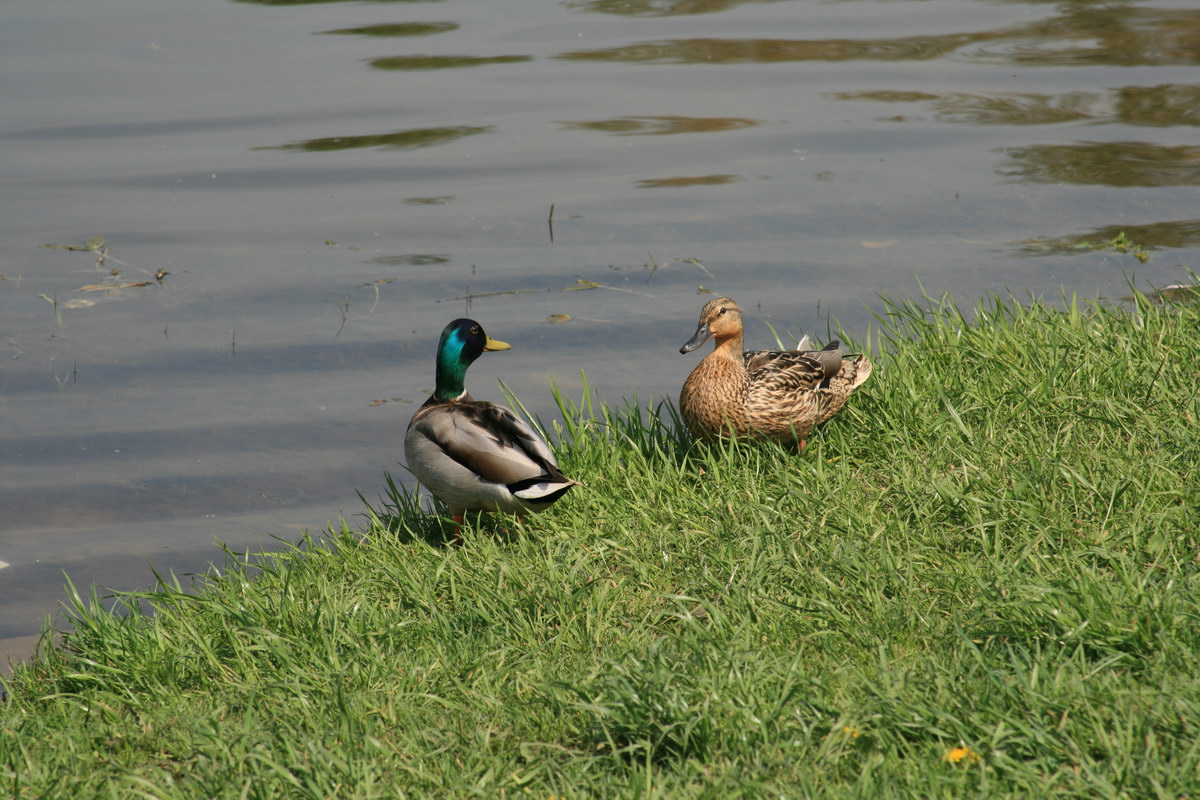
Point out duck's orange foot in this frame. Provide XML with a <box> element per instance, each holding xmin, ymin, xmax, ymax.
<box><xmin>496</xmin><ymin>516</ymin><xmax>524</xmax><ymax>536</ymax></box>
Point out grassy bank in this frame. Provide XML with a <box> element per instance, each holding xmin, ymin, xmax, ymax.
<box><xmin>2</xmin><ymin>291</ymin><xmax>1198</xmax><ymax>798</ymax></box>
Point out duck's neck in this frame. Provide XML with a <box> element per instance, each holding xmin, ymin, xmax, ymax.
<box><xmin>433</xmin><ymin>342</ymin><xmax>470</xmax><ymax>402</ymax></box>
<box><xmin>711</xmin><ymin>332</ymin><xmax>744</xmax><ymax>361</ymax></box>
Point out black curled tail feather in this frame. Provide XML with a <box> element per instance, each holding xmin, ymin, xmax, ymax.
<box><xmin>506</xmin><ymin>478</ymin><xmax>576</xmax><ymax>505</ymax></box>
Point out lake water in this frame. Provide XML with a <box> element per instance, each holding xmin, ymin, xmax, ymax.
<box><xmin>2</xmin><ymin>0</ymin><xmax>1198</xmax><ymax>657</ymax></box>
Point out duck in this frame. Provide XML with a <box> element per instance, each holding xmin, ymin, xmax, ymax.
<box><xmin>678</xmin><ymin>297</ymin><xmax>872</xmax><ymax>448</ymax></box>
<box><xmin>404</xmin><ymin>318</ymin><xmax>578</xmax><ymax>529</ymax></box>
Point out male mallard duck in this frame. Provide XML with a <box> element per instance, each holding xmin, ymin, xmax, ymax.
<box><xmin>404</xmin><ymin>318</ymin><xmax>578</xmax><ymax>528</ymax></box>
<box><xmin>678</xmin><ymin>297</ymin><xmax>871</xmax><ymax>448</ymax></box>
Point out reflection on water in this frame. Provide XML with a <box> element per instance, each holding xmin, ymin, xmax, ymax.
<box><xmin>566</xmin><ymin>0</ymin><xmax>779</xmax><ymax>16</ymax></box>
<box><xmin>562</xmin><ymin>116</ymin><xmax>759</xmax><ymax>136</ymax></box>
<box><xmin>368</xmin><ymin>254</ymin><xmax>451</xmax><ymax>266</ymax></box>
<box><xmin>558</xmin><ymin>34</ymin><xmax>976</xmax><ymax>64</ymax></box>
<box><xmin>836</xmin><ymin>90</ymin><xmax>1097</xmax><ymax>126</ymax></box>
<box><xmin>1018</xmin><ymin>220</ymin><xmax>1200</xmax><ymax>257</ymax></box>
<box><xmin>835</xmin><ymin>85</ymin><xmax>1200</xmax><ymax>127</ymax></box>
<box><xmin>559</xmin><ymin>7</ymin><xmax>1200</xmax><ymax>67</ymax></box>
<box><xmin>264</xmin><ymin>126</ymin><xmax>493</xmax><ymax>152</ymax></box>
<box><xmin>403</xmin><ymin>196</ymin><xmax>453</xmax><ymax>205</ymax></box>
<box><xmin>235</xmin><ymin>0</ymin><xmax>444</xmax><ymax>5</ymax></box>
<box><xmin>968</xmin><ymin>7</ymin><xmax>1200</xmax><ymax>67</ymax></box>
<box><xmin>1002</xmin><ymin>142</ymin><xmax>1200</xmax><ymax>187</ymax></box>
<box><xmin>636</xmin><ymin>174</ymin><xmax>742</xmax><ymax>188</ymax></box>
<box><xmin>1114</xmin><ymin>84</ymin><xmax>1200</xmax><ymax>127</ymax></box>
<box><xmin>368</xmin><ymin>54</ymin><xmax>531</xmax><ymax>70</ymax></box>
<box><xmin>319</xmin><ymin>22</ymin><xmax>458</xmax><ymax>38</ymax></box>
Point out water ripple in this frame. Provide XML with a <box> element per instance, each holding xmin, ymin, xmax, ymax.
<box><xmin>318</xmin><ymin>22</ymin><xmax>457</xmax><ymax>37</ymax></box>
<box><xmin>961</xmin><ymin>8</ymin><xmax>1200</xmax><ymax>68</ymax></box>
<box><xmin>635</xmin><ymin>174</ymin><xmax>743</xmax><ymax>188</ymax></box>
<box><xmin>566</xmin><ymin>0</ymin><xmax>773</xmax><ymax>17</ymax></box>
<box><xmin>560</xmin><ymin>8</ymin><xmax>1200</xmax><ymax>67</ymax></box>
<box><xmin>561</xmin><ymin>115</ymin><xmax>760</xmax><ymax>136</ymax></box>
<box><xmin>368</xmin><ymin>54</ymin><xmax>531</xmax><ymax>70</ymax></box>
<box><xmin>834</xmin><ymin>85</ymin><xmax>1200</xmax><ymax>128</ymax></box>
<box><xmin>1000</xmin><ymin>142</ymin><xmax>1200</xmax><ymax>188</ymax></box>
<box><xmin>234</xmin><ymin>0</ymin><xmax>447</xmax><ymax>4</ymax></box>
<box><xmin>261</xmin><ymin>125</ymin><xmax>493</xmax><ymax>152</ymax></box>
<box><xmin>1016</xmin><ymin>219</ymin><xmax>1200</xmax><ymax>257</ymax></box>
<box><xmin>559</xmin><ymin>34</ymin><xmax>978</xmax><ymax>64</ymax></box>
<box><xmin>367</xmin><ymin>254</ymin><xmax>451</xmax><ymax>266</ymax></box>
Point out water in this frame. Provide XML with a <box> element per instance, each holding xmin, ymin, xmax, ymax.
<box><xmin>2</xmin><ymin>0</ymin><xmax>1197</xmax><ymax>654</ymax></box>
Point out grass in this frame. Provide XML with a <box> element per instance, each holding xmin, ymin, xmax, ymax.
<box><xmin>2</xmin><ymin>290</ymin><xmax>1199</xmax><ymax>798</ymax></box>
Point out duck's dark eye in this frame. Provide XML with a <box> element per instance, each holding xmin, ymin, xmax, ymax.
<box><xmin>718</xmin><ymin>308</ymin><xmax>727</xmax><ymax>316</ymax></box>
<box><xmin>470</xmin><ymin>326</ymin><xmax>481</xmax><ymax>335</ymax></box>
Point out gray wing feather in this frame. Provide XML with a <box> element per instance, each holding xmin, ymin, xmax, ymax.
<box><xmin>410</xmin><ymin>402</ymin><xmax>565</xmax><ymax>486</ymax></box>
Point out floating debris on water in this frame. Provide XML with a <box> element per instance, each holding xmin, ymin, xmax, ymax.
<box><xmin>370</xmin><ymin>397</ymin><xmax>412</xmax><ymax>407</ymax></box>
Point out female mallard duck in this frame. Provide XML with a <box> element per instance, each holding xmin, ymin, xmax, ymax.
<box><xmin>404</xmin><ymin>318</ymin><xmax>578</xmax><ymax>527</ymax></box>
<box><xmin>679</xmin><ymin>297</ymin><xmax>871</xmax><ymax>448</ymax></box>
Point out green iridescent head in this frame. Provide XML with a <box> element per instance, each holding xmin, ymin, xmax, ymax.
<box><xmin>432</xmin><ymin>318</ymin><xmax>510</xmax><ymax>401</ymax></box>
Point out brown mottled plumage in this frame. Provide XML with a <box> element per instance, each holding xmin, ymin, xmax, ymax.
<box><xmin>678</xmin><ymin>297</ymin><xmax>871</xmax><ymax>448</ymax></box>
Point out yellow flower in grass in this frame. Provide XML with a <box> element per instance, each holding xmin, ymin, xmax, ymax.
<box><xmin>841</xmin><ymin>726</ymin><xmax>863</xmax><ymax>738</ymax></box>
<box><xmin>943</xmin><ymin>745</ymin><xmax>981</xmax><ymax>764</ymax></box>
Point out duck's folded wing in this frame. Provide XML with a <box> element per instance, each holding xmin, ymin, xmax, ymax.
<box><xmin>746</xmin><ymin>351</ymin><xmax>828</xmax><ymax>396</ymax></box>
<box><xmin>413</xmin><ymin>403</ymin><xmax>564</xmax><ymax>486</ymax></box>
<box><xmin>744</xmin><ymin>340</ymin><xmax>842</xmax><ymax>381</ymax></box>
